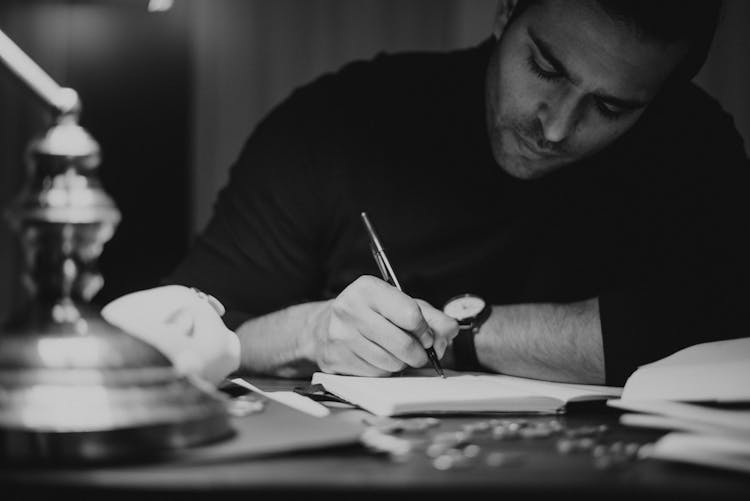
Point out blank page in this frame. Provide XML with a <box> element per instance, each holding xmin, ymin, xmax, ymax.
<box><xmin>312</xmin><ymin>373</ymin><xmax>620</xmax><ymax>416</ymax></box>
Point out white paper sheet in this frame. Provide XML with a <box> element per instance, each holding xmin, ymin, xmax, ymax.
<box><xmin>231</xmin><ymin>378</ymin><xmax>331</xmax><ymax>418</ymax></box>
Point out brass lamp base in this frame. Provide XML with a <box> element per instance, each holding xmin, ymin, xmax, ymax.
<box><xmin>0</xmin><ymin>29</ymin><xmax>234</xmax><ymax>465</ymax></box>
<box><xmin>0</xmin><ymin>307</ymin><xmax>235</xmax><ymax>464</ymax></box>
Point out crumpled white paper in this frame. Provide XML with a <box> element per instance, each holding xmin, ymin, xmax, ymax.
<box><xmin>101</xmin><ymin>285</ymin><xmax>240</xmax><ymax>386</ymax></box>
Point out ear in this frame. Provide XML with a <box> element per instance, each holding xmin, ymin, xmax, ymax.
<box><xmin>493</xmin><ymin>0</ymin><xmax>521</xmax><ymax>39</ymax></box>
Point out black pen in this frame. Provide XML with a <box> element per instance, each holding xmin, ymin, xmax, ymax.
<box><xmin>360</xmin><ymin>211</ymin><xmax>446</xmax><ymax>378</ymax></box>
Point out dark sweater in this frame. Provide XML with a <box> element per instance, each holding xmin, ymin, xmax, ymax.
<box><xmin>169</xmin><ymin>38</ymin><xmax>750</xmax><ymax>386</ymax></box>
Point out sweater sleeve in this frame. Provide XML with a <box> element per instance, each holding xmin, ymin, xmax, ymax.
<box><xmin>165</xmin><ymin>85</ymin><xmax>334</xmax><ymax>330</ymax></box>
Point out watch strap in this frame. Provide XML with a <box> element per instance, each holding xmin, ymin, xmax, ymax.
<box><xmin>452</xmin><ymin>325</ymin><xmax>482</xmax><ymax>371</ymax></box>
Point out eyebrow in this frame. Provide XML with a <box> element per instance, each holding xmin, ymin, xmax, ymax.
<box><xmin>527</xmin><ymin>27</ymin><xmax>648</xmax><ymax>110</ymax></box>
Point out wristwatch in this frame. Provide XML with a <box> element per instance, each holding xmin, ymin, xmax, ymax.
<box><xmin>443</xmin><ymin>293</ymin><xmax>490</xmax><ymax>371</ymax></box>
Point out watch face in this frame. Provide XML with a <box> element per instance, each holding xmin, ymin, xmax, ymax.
<box><xmin>443</xmin><ymin>294</ymin><xmax>486</xmax><ymax>321</ymax></box>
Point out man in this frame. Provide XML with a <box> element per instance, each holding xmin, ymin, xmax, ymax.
<box><xmin>105</xmin><ymin>0</ymin><xmax>749</xmax><ymax>387</ymax></box>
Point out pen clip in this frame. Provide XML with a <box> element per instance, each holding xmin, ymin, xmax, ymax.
<box><xmin>371</xmin><ymin>244</ymin><xmax>392</xmax><ymax>285</ymax></box>
<box><xmin>380</xmin><ymin>253</ymin><xmax>402</xmax><ymax>290</ymax></box>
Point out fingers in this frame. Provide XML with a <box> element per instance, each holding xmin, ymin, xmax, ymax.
<box><xmin>366</xmin><ymin>283</ymin><xmax>433</xmax><ymax>347</ymax></box>
<box><xmin>320</xmin><ymin>276</ymin><xmax>465</xmax><ymax>376</ymax></box>
<box><xmin>352</xmin><ymin>279</ymin><xmax>457</xmax><ymax>363</ymax></box>
<box><xmin>157</xmin><ymin>297</ymin><xmax>240</xmax><ymax>384</ymax></box>
<box><xmin>164</xmin><ymin>306</ymin><xmax>195</xmax><ymax>336</ymax></box>
<box><xmin>327</xmin><ymin>304</ymin><xmax>425</xmax><ymax>373</ymax></box>
<box><xmin>415</xmin><ymin>299</ymin><xmax>459</xmax><ymax>359</ymax></box>
<box><xmin>318</xmin><ymin>345</ymin><xmax>393</xmax><ymax>377</ymax></box>
<box><xmin>102</xmin><ymin>286</ymin><xmax>238</xmax><ymax>385</ymax></box>
<box><xmin>332</xmin><ymin>276</ymin><xmax>432</xmax><ymax>362</ymax></box>
<box><xmin>348</xmin><ymin>308</ymin><xmax>428</xmax><ymax>369</ymax></box>
<box><xmin>317</xmin><ymin>275</ymin><xmax>468</xmax><ymax>376</ymax></box>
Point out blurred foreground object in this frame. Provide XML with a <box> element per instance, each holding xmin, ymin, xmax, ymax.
<box><xmin>101</xmin><ymin>285</ymin><xmax>241</xmax><ymax>387</ymax></box>
<box><xmin>0</xmin><ymin>27</ymin><xmax>233</xmax><ymax>464</ymax></box>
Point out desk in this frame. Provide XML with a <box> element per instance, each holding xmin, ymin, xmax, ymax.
<box><xmin>2</xmin><ymin>378</ymin><xmax>749</xmax><ymax>501</ymax></box>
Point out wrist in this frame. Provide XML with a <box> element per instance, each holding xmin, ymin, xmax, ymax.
<box><xmin>224</xmin><ymin>329</ymin><xmax>241</xmax><ymax>376</ymax></box>
<box><xmin>472</xmin><ymin>308</ymin><xmax>493</xmax><ymax>371</ymax></box>
<box><xmin>452</xmin><ymin>326</ymin><xmax>481</xmax><ymax>371</ymax></box>
<box><xmin>443</xmin><ymin>294</ymin><xmax>491</xmax><ymax>372</ymax></box>
<box><xmin>297</xmin><ymin>300</ymin><xmax>331</xmax><ymax>364</ymax></box>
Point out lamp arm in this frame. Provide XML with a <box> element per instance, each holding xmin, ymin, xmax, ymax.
<box><xmin>0</xmin><ymin>27</ymin><xmax>80</xmax><ymax>118</ymax></box>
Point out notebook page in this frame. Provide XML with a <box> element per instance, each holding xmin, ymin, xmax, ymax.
<box><xmin>619</xmin><ymin>413</ymin><xmax>750</xmax><ymax>438</ymax></box>
<box><xmin>312</xmin><ymin>373</ymin><xmax>566</xmax><ymax>415</ymax></box>
<box><xmin>608</xmin><ymin>399</ymin><xmax>750</xmax><ymax>434</ymax></box>
<box><xmin>643</xmin><ymin>432</ymin><xmax>750</xmax><ymax>474</ymax></box>
<box><xmin>479</xmin><ymin>374</ymin><xmax>622</xmax><ymax>401</ymax></box>
<box><xmin>636</xmin><ymin>337</ymin><xmax>750</xmax><ymax>368</ymax></box>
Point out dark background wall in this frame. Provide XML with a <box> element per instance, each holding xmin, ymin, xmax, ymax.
<box><xmin>1</xmin><ymin>0</ymin><xmax>749</xmax><ymax>323</ymax></box>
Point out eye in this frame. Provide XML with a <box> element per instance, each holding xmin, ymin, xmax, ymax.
<box><xmin>594</xmin><ymin>99</ymin><xmax>627</xmax><ymax>121</ymax></box>
<box><xmin>526</xmin><ymin>54</ymin><xmax>561</xmax><ymax>82</ymax></box>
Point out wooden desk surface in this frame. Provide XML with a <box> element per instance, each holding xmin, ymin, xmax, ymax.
<box><xmin>2</xmin><ymin>378</ymin><xmax>749</xmax><ymax>501</ymax></box>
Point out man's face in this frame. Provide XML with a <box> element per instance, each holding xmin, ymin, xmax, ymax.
<box><xmin>486</xmin><ymin>0</ymin><xmax>687</xmax><ymax>179</ymax></box>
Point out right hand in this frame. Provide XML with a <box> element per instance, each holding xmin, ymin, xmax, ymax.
<box><xmin>302</xmin><ymin>275</ymin><xmax>459</xmax><ymax>376</ymax></box>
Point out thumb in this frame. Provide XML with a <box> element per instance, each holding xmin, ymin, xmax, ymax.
<box><xmin>416</xmin><ymin>299</ymin><xmax>459</xmax><ymax>358</ymax></box>
<box><xmin>181</xmin><ymin>297</ymin><xmax>241</xmax><ymax>385</ymax></box>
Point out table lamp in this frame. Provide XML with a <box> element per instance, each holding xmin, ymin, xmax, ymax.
<box><xmin>0</xmin><ymin>27</ymin><xmax>234</xmax><ymax>463</ymax></box>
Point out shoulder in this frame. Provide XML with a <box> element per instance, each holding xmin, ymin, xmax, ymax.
<box><xmin>221</xmin><ymin>47</ymin><xmax>476</xmax><ymax>206</ymax></box>
<box><xmin>235</xmin><ymin>42</ymin><xmax>487</xmax><ymax>176</ymax></box>
<box><xmin>231</xmin><ymin>49</ymin><xmax>452</xmax><ymax>175</ymax></box>
<box><xmin>278</xmin><ymin>45</ymin><xmax>479</xmax><ymax>122</ymax></box>
<box><xmin>618</xmin><ymin>82</ymin><xmax>750</xmax><ymax>214</ymax></box>
<box><xmin>643</xmin><ymin>82</ymin><xmax>746</xmax><ymax>154</ymax></box>
<box><xmin>619</xmin><ymin>81</ymin><xmax>748</xmax><ymax>183</ymax></box>
<box><xmin>677</xmin><ymin>83</ymin><xmax>742</xmax><ymax>137</ymax></box>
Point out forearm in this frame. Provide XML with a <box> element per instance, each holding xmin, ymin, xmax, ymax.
<box><xmin>233</xmin><ymin>300</ymin><xmax>330</xmax><ymax>378</ymax></box>
<box><xmin>475</xmin><ymin>298</ymin><xmax>604</xmax><ymax>384</ymax></box>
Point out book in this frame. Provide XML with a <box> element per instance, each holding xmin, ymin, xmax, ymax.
<box><xmin>609</xmin><ymin>400</ymin><xmax>750</xmax><ymax>437</ymax></box>
<box><xmin>608</xmin><ymin>338</ymin><xmax>750</xmax><ymax>437</ymax></box>
<box><xmin>311</xmin><ymin>370</ymin><xmax>622</xmax><ymax>416</ymax></box>
<box><xmin>640</xmin><ymin>432</ymin><xmax>750</xmax><ymax>474</ymax></box>
<box><xmin>605</xmin><ymin>338</ymin><xmax>750</xmax><ymax>474</ymax></box>
<box><xmin>615</xmin><ymin>337</ymin><xmax>750</xmax><ymax>402</ymax></box>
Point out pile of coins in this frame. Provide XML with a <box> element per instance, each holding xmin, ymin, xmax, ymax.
<box><xmin>423</xmin><ymin>418</ymin><xmax>567</xmax><ymax>470</ymax></box>
<box><xmin>592</xmin><ymin>441</ymin><xmax>643</xmax><ymax>469</ymax></box>
<box><xmin>369</xmin><ymin>416</ymin><xmax>441</xmax><ymax>434</ymax></box>
<box><xmin>425</xmin><ymin>429</ymin><xmax>474</xmax><ymax>470</ymax></box>
<box><xmin>555</xmin><ymin>424</ymin><xmax>645</xmax><ymax>469</ymax></box>
<box><xmin>556</xmin><ymin>427</ymin><xmax>644</xmax><ymax>469</ymax></box>
<box><xmin>360</xmin><ymin>427</ymin><xmax>414</xmax><ymax>460</ymax></box>
<box><xmin>359</xmin><ymin>415</ymin><xmax>647</xmax><ymax>472</ymax></box>
<box><xmin>360</xmin><ymin>417</ymin><xmax>443</xmax><ymax>462</ymax></box>
<box><xmin>486</xmin><ymin>418</ymin><xmax>564</xmax><ymax>439</ymax></box>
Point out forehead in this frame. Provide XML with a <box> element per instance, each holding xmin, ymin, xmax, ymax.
<box><xmin>515</xmin><ymin>0</ymin><xmax>687</xmax><ymax>98</ymax></box>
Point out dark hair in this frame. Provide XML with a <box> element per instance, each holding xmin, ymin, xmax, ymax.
<box><xmin>511</xmin><ymin>0</ymin><xmax>723</xmax><ymax>81</ymax></box>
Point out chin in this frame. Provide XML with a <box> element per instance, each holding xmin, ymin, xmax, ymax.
<box><xmin>501</xmin><ymin>157</ymin><xmax>540</xmax><ymax>179</ymax></box>
<box><xmin>496</xmin><ymin>152</ymin><xmax>556</xmax><ymax>180</ymax></box>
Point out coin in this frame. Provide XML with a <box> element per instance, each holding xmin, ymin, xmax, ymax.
<box><xmin>486</xmin><ymin>451</ymin><xmax>525</xmax><ymax>467</ymax></box>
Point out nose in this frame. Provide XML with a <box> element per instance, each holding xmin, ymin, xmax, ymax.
<box><xmin>537</xmin><ymin>89</ymin><xmax>579</xmax><ymax>144</ymax></box>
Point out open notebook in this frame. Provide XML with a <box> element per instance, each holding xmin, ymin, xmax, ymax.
<box><xmin>311</xmin><ymin>371</ymin><xmax>622</xmax><ymax>416</ymax></box>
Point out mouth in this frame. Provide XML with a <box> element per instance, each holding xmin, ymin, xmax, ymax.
<box><xmin>513</xmin><ymin>131</ymin><xmax>556</xmax><ymax>160</ymax></box>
